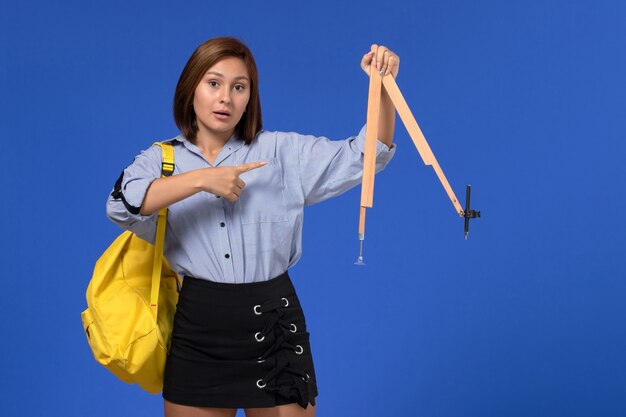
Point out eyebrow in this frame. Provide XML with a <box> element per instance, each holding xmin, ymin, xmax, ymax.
<box><xmin>205</xmin><ymin>71</ymin><xmax>249</xmax><ymax>81</ymax></box>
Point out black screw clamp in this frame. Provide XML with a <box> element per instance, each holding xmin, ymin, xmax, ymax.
<box><xmin>464</xmin><ymin>184</ymin><xmax>481</xmax><ymax>239</ymax></box>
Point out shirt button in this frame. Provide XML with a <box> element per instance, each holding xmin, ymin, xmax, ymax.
<box><xmin>216</xmin><ymin>195</ymin><xmax>221</xmax><ymax>199</ymax></box>
<box><xmin>220</xmin><ymin>222</ymin><xmax>225</xmax><ymax>227</ymax></box>
<box><xmin>225</xmin><ymin>254</ymin><xmax>230</xmax><ymax>259</ymax></box>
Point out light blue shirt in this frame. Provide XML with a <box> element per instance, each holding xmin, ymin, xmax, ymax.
<box><xmin>106</xmin><ymin>125</ymin><xmax>395</xmax><ymax>283</ymax></box>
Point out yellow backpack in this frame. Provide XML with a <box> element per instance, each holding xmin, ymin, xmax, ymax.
<box><xmin>81</xmin><ymin>142</ymin><xmax>182</xmax><ymax>394</ymax></box>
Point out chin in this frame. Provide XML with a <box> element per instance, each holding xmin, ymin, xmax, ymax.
<box><xmin>197</xmin><ymin>120</ymin><xmax>237</xmax><ymax>135</ymax></box>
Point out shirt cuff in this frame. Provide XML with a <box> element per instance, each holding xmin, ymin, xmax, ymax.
<box><xmin>355</xmin><ymin>124</ymin><xmax>396</xmax><ymax>154</ymax></box>
<box><xmin>122</xmin><ymin>176</ymin><xmax>156</xmax><ymax>211</ymax></box>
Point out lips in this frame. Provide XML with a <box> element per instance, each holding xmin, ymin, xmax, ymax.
<box><xmin>213</xmin><ymin>110</ymin><xmax>231</xmax><ymax>121</ymax></box>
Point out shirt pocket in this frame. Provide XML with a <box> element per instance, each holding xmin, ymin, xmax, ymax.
<box><xmin>238</xmin><ymin>158</ymin><xmax>289</xmax><ymax>224</ymax></box>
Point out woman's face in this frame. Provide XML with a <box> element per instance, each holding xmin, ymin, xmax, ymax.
<box><xmin>193</xmin><ymin>56</ymin><xmax>251</xmax><ymax>140</ymax></box>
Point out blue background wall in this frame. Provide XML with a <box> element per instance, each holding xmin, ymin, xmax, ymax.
<box><xmin>1</xmin><ymin>1</ymin><xmax>625</xmax><ymax>416</ymax></box>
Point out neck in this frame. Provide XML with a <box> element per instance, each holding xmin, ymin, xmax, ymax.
<box><xmin>193</xmin><ymin>125</ymin><xmax>234</xmax><ymax>154</ymax></box>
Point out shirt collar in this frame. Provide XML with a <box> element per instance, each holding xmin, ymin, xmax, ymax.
<box><xmin>173</xmin><ymin>132</ymin><xmax>245</xmax><ymax>166</ymax></box>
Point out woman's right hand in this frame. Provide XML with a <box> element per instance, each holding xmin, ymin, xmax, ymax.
<box><xmin>200</xmin><ymin>161</ymin><xmax>268</xmax><ymax>202</ymax></box>
<box><xmin>140</xmin><ymin>161</ymin><xmax>267</xmax><ymax>215</ymax></box>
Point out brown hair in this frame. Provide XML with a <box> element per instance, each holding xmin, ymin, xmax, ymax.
<box><xmin>173</xmin><ymin>37</ymin><xmax>262</xmax><ymax>144</ymax></box>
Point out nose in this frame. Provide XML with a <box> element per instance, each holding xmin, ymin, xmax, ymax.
<box><xmin>219</xmin><ymin>88</ymin><xmax>231</xmax><ymax>104</ymax></box>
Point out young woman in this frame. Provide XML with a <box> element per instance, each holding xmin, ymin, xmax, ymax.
<box><xmin>106</xmin><ymin>37</ymin><xmax>399</xmax><ymax>417</ymax></box>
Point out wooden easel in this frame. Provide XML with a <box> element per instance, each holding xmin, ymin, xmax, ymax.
<box><xmin>356</xmin><ymin>68</ymin><xmax>480</xmax><ymax>264</ymax></box>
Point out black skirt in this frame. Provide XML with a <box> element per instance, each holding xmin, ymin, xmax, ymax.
<box><xmin>162</xmin><ymin>271</ymin><xmax>318</xmax><ymax>409</ymax></box>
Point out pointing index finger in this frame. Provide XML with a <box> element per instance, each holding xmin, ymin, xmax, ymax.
<box><xmin>235</xmin><ymin>161</ymin><xmax>268</xmax><ymax>173</ymax></box>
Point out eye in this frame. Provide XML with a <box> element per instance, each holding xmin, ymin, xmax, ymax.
<box><xmin>234</xmin><ymin>84</ymin><xmax>246</xmax><ymax>91</ymax></box>
<box><xmin>208</xmin><ymin>80</ymin><xmax>219</xmax><ymax>87</ymax></box>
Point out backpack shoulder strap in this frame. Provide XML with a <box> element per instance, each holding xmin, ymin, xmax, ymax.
<box><xmin>149</xmin><ymin>142</ymin><xmax>175</xmax><ymax>313</ymax></box>
<box><xmin>152</xmin><ymin>142</ymin><xmax>175</xmax><ymax>177</ymax></box>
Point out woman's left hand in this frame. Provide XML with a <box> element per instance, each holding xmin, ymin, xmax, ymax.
<box><xmin>361</xmin><ymin>44</ymin><xmax>400</xmax><ymax>78</ymax></box>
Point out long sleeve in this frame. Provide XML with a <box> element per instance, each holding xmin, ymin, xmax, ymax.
<box><xmin>293</xmin><ymin>124</ymin><xmax>396</xmax><ymax>206</ymax></box>
<box><xmin>105</xmin><ymin>144</ymin><xmax>162</xmax><ymax>244</ymax></box>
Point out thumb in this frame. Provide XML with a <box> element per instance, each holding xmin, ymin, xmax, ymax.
<box><xmin>361</xmin><ymin>51</ymin><xmax>374</xmax><ymax>74</ymax></box>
